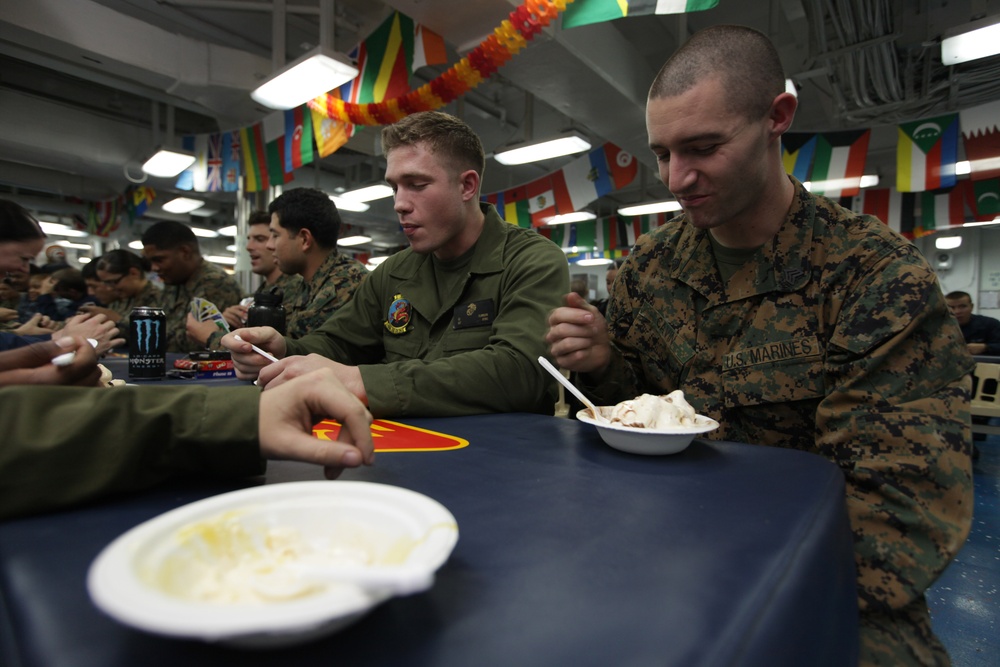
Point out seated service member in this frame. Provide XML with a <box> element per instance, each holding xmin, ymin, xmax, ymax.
<box><xmin>141</xmin><ymin>220</ymin><xmax>243</xmax><ymax>352</ymax></box>
<box><xmin>224</xmin><ymin>111</ymin><xmax>569</xmax><ymax>418</ymax></box>
<box><xmin>219</xmin><ymin>210</ymin><xmax>303</xmax><ymax>331</ymax></box>
<box><xmin>945</xmin><ymin>290</ymin><xmax>1000</xmax><ymax>356</ymax></box>
<box><xmin>546</xmin><ymin>26</ymin><xmax>973</xmax><ymax>667</ymax></box>
<box><xmin>266</xmin><ymin>188</ymin><xmax>367</xmax><ymax>339</ymax></box>
<box><xmin>0</xmin><ymin>338</ymin><xmax>374</xmax><ymax>521</ymax></box>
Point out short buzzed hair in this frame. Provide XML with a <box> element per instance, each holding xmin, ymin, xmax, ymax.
<box><xmin>381</xmin><ymin>111</ymin><xmax>486</xmax><ymax>181</ymax></box>
<box><xmin>141</xmin><ymin>220</ymin><xmax>199</xmax><ymax>251</ymax></box>
<box><xmin>649</xmin><ymin>25</ymin><xmax>785</xmax><ymax>120</ymax></box>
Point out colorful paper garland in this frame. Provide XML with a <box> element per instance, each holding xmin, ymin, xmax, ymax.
<box><xmin>309</xmin><ymin>0</ymin><xmax>573</xmax><ymax>126</ymax></box>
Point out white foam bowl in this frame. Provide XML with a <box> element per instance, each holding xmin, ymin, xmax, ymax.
<box><xmin>577</xmin><ymin>408</ymin><xmax>719</xmax><ymax>455</ymax></box>
<box><xmin>87</xmin><ymin>481</ymin><xmax>458</xmax><ymax>648</ymax></box>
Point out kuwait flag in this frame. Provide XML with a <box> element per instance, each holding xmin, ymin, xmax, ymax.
<box><xmin>809</xmin><ymin>130</ymin><xmax>870</xmax><ymax>198</ymax></box>
<box><xmin>897</xmin><ymin>114</ymin><xmax>959</xmax><ymax>192</ymax></box>
<box><xmin>562</xmin><ymin>0</ymin><xmax>720</xmax><ymax>29</ymax></box>
<box><xmin>781</xmin><ymin>133</ymin><xmax>817</xmax><ymax>182</ymax></box>
<box><xmin>960</xmin><ymin>100</ymin><xmax>1000</xmax><ymax>181</ymax></box>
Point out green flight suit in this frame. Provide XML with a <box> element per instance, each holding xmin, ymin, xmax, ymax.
<box><xmin>285</xmin><ymin>204</ymin><xmax>569</xmax><ymax>417</ymax></box>
<box><xmin>0</xmin><ymin>385</ymin><xmax>264</xmax><ymax>521</ymax></box>
<box><xmin>584</xmin><ymin>178</ymin><xmax>974</xmax><ymax>667</ymax></box>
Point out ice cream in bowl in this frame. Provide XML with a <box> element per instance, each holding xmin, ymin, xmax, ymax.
<box><xmin>577</xmin><ymin>390</ymin><xmax>719</xmax><ymax>455</ymax></box>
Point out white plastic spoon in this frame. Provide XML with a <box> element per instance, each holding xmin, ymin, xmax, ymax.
<box><xmin>537</xmin><ymin>356</ymin><xmax>607</xmax><ymax>422</ymax></box>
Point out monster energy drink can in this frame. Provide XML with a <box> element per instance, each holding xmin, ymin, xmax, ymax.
<box><xmin>129</xmin><ymin>306</ymin><xmax>166</xmax><ymax>378</ymax></box>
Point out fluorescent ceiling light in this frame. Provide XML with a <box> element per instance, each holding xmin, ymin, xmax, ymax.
<box><xmin>785</xmin><ymin>78</ymin><xmax>797</xmax><ymax>97</ymax></box>
<box><xmin>162</xmin><ymin>197</ymin><xmax>205</xmax><ymax>214</ymax></box>
<box><xmin>38</xmin><ymin>221</ymin><xmax>88</xmax><ymax>238</ymax></box>
<box><xmin>78</xmin><ymin>257</ymin><xmax>92</xmax><ymax>263</ymax></box>
<box><xmin>494</xmin><ymin>131</ymin><xmax>592</xmax><ymax>165</ymax></box>
<box><xmin>217</xmin><ymin>225</ymin><xmax>237</xmax><ymax>236</ymax></box>
<box><xmin>577</xmin><ymin>258</ymin><xmax>614</xmax><ymax>267</ymax></box>
<box><xmin>367</xmin><ymin>256</ymin><xmax>390</xmax><ymax>265</ymax></box>
<box><xmin>225</xmin><ymin>244</ymin><xmax>237</xmax><ymax>252</ymax></box>
<box><xmin>803</xmin><ymin>174</ymin><xmax>880</xmax><ymax>192</ymax></box>
<box><xmin>251</xmin><ymin>46</ymin><xmax>359</xmax><ymax>110</ymax></box>
<box><xmin>190</xmin><ymin>207</ymin><xmax>218</xmax><ymax>218</ymax></box>
<box><xmin>545</xmin><ymin>211</ymin><xmax>597</xmax><ymax>225</ymax></box>
<box><xmin>963</xmin><ymin>218</ymin><xmax>1000</xmax><ymax>227</ymax></box>
<box><xmin>57</xmin><ymin>241</ymin><xmax>93</xmax><ymax>249</ymax></box>
<box><xmin>330</xmin><ymin>195</ymin><xmax>371</xmax><ymax>212</ymax></box>
<box><xmin>204</xmin><ymin>255</ymin><xmax>237</xmax><ymax>265</ymax></box>
<box><xmin>190</xmin><ymin>227</ymin><xmax>219</xmax><ymax>238</ymax></box>
<box><xmin>561</xmin><ymin>245</ymin><xmax>593</xmax><ymax>254</ymax></box>
<box><xmin>339</xmin><ymin>235</ymin><xmax>372</xmax><ymax>246</ymax></box>
<box><xmin>618</xmin><ymin>200</ymin><xmax>682</xmax><ymax>217</ymax></box>
<box><xmin>942</xmin><ymin>15</ymin><xmax>1000</xmax><ymax>65</ymax></box>
<box><xmin>340</xmin><ymin>184</ymin><xmax>393</xmax><ymax>202</ymax></box>
<box><xmin>128</xmin><ymin>240</ymin><xmax>143</xmax><ymax>250</ymax></box>
<box><xmin>142</xmin><ymin>148</ymin><xmax>196</xmax><ymax>178</ymax></box>
<box><xmin>935</xmin><ymin>236</ymin><xmax>962</xmax><ymax>250</ymax></box>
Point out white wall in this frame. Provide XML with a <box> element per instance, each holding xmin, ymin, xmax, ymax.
<box><xmin>916</xmin><ymin>225</ymin><xmax>1000</xmax><ymax>320</ymax></box>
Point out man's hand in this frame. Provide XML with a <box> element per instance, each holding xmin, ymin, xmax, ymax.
<box><xmin>257</xmin><ymin>354</ymin><xmax>368</xmax><ymax>404</ymax></box>
<box><xmin>0</xmin><ymin>307</ymin><xmax>18</xmax><ymax>322</ymax></box>
<box><xmin>258</xmin><ymin>368</ymin><xmax>375</xmax><ymax>480</ymax></box>
<box><xmin>186</xmin><ymin>313</ymin><xmax>224</xmax><ymax>348</ymax></box>
<box><xmin>14</xmin><ymin>313</ymin><xmax>57</xmax><ymax>335</ymax></box>
<box><xmin>0</xmin><ymin>337</ymin><xmax>102</xmax><ymax>386</ymax></box>
<box><xmin>968</xmin><ymin>342</ymin><xmax>988</xmax><ymax>356</ymax></box>
<box><xmin>221</xmin><ymin>326</ymin><xmax>287</xmax><ymax>379</ymax></box>
<box><xmin>61</xmin><ymin>313</ymin><xmax>124</xmax><ymax>354</ymax></box>
<box><xmin>77</xmin><ymin>304</ymin><xmax>122</xmax><ymax>322</ymax></box>
<box><xmin>222</xmin><ymin>304</ymin><xmax>249</xmax><ymax>331</ymax></box>
<box><xmin>545</xmin><ymin>292</ymin><xmax>612</xmax><ymax>374</ymax></box>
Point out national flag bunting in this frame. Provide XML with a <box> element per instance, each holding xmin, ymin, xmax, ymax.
<box><xmin>562</xmin><ymin>0</ymin><xmax>720</xmax><ymax>29</ymax></box>
<box><xmin>240</xmin><ymin>123</ymin><xmax>269</xmax><ymax>193</ymax></box>
<box><xmin>220</xmin><ymin>131</ymin><xmax>241</xmax><ymax>192</ymax></box>
<box><xmin>897</xmin><ymin>114</ymin><xmax>959</xmax><ymax>192</ymax></box>
<box><xmin>919</xmin><ymin>181</ymin><xmax>974</xmax><ymax>234</ymax></box>
<box><xmin>176</xmin><ymin>134</ymin><xmax>208</xmax><ymax>192</ymax></box>
<box><xmin>810</xmin><ymin>130</ymin><xmax>870</xmax><ymax>198</ymax></box>
<box><xmin>311</xmin><ymin>91</ymin><xmax>353</xmax><ymax>157</ymax></box>
<box><xmin>343</xmin><ymin>12</ymin><xmax>447</xmax><ymax>105</ymax></box>
<box><xmin>960</xmin><ymin>100</ymin><xmax>1000</xmax><ymax>181</ymax></box>
<box><xmin>971</xmin><ymin>178</ymin><xmax>1000</xmax><ymax>220</ymax></box>
<box><xmin>781</xmin><ymin>133</ymin><xmax>817</xmax><ymax>182</ymax></box>
<box><xmin>284</xmin><ymin>105</ymin><xmax>314</xmax><ymax>173</ymax></box>
<box><xmin>840</xmin><ymin>188</ymin><xmax>917</xmax><ymax>239</ymax></box>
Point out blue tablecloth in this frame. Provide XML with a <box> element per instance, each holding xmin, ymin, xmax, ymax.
<box><xmin>0</xmin><ymin>413</ymin><xmax>859</xmax><ymax>667</ymax></box>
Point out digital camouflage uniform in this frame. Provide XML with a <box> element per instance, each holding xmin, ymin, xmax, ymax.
<box><xmin>254</xmin><ymin>272</ymin><xmax>302</xmax><ymax>298</ymax></box>
<box><xmin>160</xmin><ymin>259</ymin><xmax>243</xmax><ymax>352</ymax></box>
<box><xmin>285</xmin><ymin>204</ymin><xmax>568</xmax><ymax>417</ymax></box>
<box><xmin>583</xmin><ymin>179</ymin><xmax>974</xmax><ymax>667</ymax></box>
<box><xmin>282</xmin><ymin>251</ymin><xmax>367</xmax><ymax>339</ymax></box>
<box><xmin>108</xmin><ymin>280</ymin><xmax>163</xmax><ymax>344</ymax></box>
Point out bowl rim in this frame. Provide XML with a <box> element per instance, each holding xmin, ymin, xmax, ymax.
<box><xmin>86</xmin><ymin>481</ymin><xmax>458</xmax><ymax>642</ymax></box>
<box><xmin>576</xmin><ymin>408</ymin><xmax>720</xmax><ymax>435</ymax></box>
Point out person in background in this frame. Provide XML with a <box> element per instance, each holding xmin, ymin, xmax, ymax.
<box><xmin>264</xmin><ymin>188</ymin><xmax>367</xmax><ymax>339</ymax></box>
<box><xmin>141</xmin><ymin>220</ymin><xmax>242</xmax><ymax>352</ymax></box>
<box><xmin>224</xmin><ymin>111</ymin><xmax>568</xmax><ymax>417</ymax></box>
<box><xmin>0</xmin><ymin>338</ymin><xmax>374</xmax><ymax>521</ymax></box>
<box><xmin>945</xmin><ymin>290</ymin><xmax>1000</xmax><ymax>356</ymax></box>
<box><xmin>546</xmin><ymin>25</ymin><xmax>972</xmax><ymax>667</ymax></box>
<box><xmin>218</xmin><ymin>210</ymin><xmax>303</xmax><ymax>331</ymax></box>
<box><xmin>81</xmin><ymin>260</ymin><xmax>115</xmax><ymax>308</ymax></box>
<box><xmin>16</xmin><ymin>272</ymin><xmax>46</xmax><ymax>322</ymax></box>
<box><xmin>79</xmin><ymin>249</ymin><xmax>164</xmax><ymax>345</ymax></box>
<box><xmin>0</xmin><ymin>199</ymin><xmax>121</xmax><ymax>353</ymax></box>
<box><xmin>34</xmin><ymin>267</ymin><xmax>96</xmax><ymax>320</ymax></box>
<box><xmin>592</xmin><ymin>258</ymin><xmax>624</xmax><ymax>316</ymax></box>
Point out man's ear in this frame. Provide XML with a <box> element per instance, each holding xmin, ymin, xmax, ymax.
<box><xmin>298</xmin><ymin>227</ymin><xmax>315</xmax><ymax>251</ymax></box>
<box><xmin>768</xmin><ymin>91</ymin><xmax>797</xmax><ymax>139</ymax></box>
<box><xmin>459</xmin><ymin>169</ymin><xmax>481</xmax><ymax>203</ymax></box>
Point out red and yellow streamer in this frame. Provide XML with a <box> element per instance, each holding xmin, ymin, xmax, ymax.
<box><xmin>309</xmin><ymin>0</ymin><xmax>573</xmax><ymax>126</ymax></box>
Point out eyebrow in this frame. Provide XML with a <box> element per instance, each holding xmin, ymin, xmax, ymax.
<box><xmin>650</xmin><ymin>131</ymin><xmax>729</xmax><ymax>151</ymax></box>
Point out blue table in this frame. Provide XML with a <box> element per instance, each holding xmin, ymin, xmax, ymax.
<box><xmin>0</xmin><ymin>413</ymin><xmax>859</xmax><ymax>667</ymax></box>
